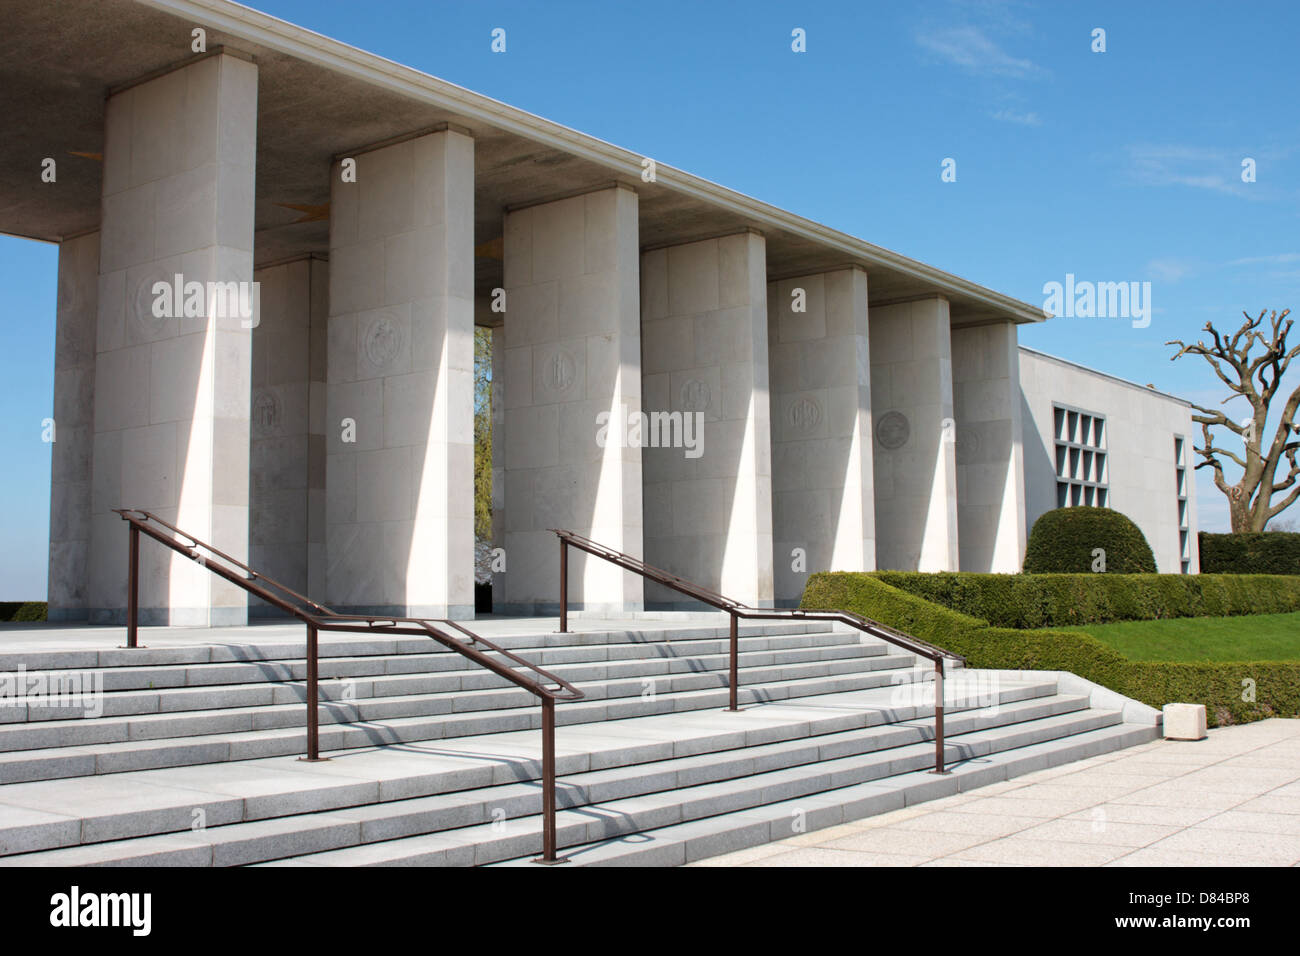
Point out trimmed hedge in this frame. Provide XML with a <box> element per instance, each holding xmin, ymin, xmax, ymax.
<box><xmin>0</xmin><ymin>601</ymin><xmax>46</xmax><ymax>622</ymax></box>
<box><xmin>1200</xmin><ymin>531</ymin><xmax>1300</xmax><ymax>575</ymax></box>
<box><xmin>801</xmin><ymin>572</ymin><xmax>1300</xmax><ymax>727</ymax></box>
<box><xmin>1023</xmin><ymin>507</ymin><xmax>1155</xmax><ymax>573</ymax></box>
<box><xmin>871</xmin><ymin>571</ymin><xmax>1300</xmax><ymax>629</ymax></box>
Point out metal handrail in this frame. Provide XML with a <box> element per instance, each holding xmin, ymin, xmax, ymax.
<box><xmin>551</xmin><ymin>528</ymin><xmax>964</xmax><ymax>775</ymax></box>
<box><xmin>113</xmin><ymin>508</ymin><xmax>582</xmax><ymax>864</ymax></box>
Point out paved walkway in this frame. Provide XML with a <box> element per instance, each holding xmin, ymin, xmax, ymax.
<box><xmin>695</xmin><ymin>718</ymin><xmax>1300</xmax><ymax>867</ymax></box>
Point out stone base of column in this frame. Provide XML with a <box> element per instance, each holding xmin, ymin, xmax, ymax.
<box><xmin>87</xmin><ymin>605</ymin><xmax>250</xmax><ymax>628</ymax></box>
<box><xmin>493</xmin><ymin>600</ymin><xmax>642</xmax><ymax>617</ymax></box>
<box><xmin>333</xmin><ymin>603</ymin><xmax>476</xmax><ymax>621</ymax></box>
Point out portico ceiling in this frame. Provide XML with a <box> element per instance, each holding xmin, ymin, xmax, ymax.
<box><xmin>0</xmin><ymin>0</ymin><xmax>1045</xmax><ymax>327</ymax></box>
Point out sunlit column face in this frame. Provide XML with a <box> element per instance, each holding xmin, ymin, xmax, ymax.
<box><xmin>641</xmin><ymin>232</ymin><xmax>774</xmax><ymax>608</ymax></box>
<box><xmin>89</xmin><ymin>53</ymin><xmax>257</xmax><ymax>625</ymax></box>
<box><xmin>325</xmin><ymin>129</ymin><xmax>475</xmax><ymax>618</ymax></box>
<box><xmin>952</xmin><ymin>322</ymin><xmax>1026</xmax><ymax>574</ymax></box>
<box><xmin>769</xmin><ymin>267</ymin><xmax>875</xmax><ymax>603</ymax></box>
<box><xmin>869</xmin><ymin>298</ymin><xmax>959</xmax><ymax>573</ymax></box>
<box><xmin>498</xmin><ymin>186</ymin><xmax>643</xmax><ymax>614</ymax></box>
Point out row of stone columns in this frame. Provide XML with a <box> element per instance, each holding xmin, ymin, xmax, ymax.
<box><xmin>491</xmin><ymin>191</ymin><xmax>1026</xmax><ymax>611</ymax></box>
<box><xmin>46</xmin><ymin>50</ymin><xmax>1027</xmax><ymax>625</ymax></box>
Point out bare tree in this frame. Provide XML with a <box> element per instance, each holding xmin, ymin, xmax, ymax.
<box><xmin>1168</xmin><ymin>308</ymin><xmax>1299</xmax><ymax>531</ymax></box>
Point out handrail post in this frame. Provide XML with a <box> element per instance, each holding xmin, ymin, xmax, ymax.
<box><xmin>533</xmin><ymin>696</ymin><xmax>568</xmax><ymax>864</ymax></box>
<box><xmin>931</xmin><ymin>657</ymin><xmax>948</xmax><ymax>775</ymax></box>
<box><xmin>126</xmin><ymin>522</ymin><xmax>140</xmax><ymax>649</ymax></box>
<box><xmin>300</xmin><ymin>622</ymin><xmax>325</xmax><ymax>762</ymax></box>
<box><xmin>725</xmin><ymin>611</ymin><xmax>740</xmax><ymax>712</ymax></box>
<box><xmin>557</xmin><ymin>536</ymin><xmax>569</xmax><ymax>633</ymax></box>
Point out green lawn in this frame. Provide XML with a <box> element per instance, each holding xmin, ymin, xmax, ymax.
<box><xmin>1044</xmin><ymin>612</ymin><xmax>1300</xmax><ymax>662</ymax></box>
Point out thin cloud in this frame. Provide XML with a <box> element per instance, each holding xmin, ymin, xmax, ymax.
<box><xmin>1147</xmin><ymin>258</ymin><xmax>1196</xmax><ymax>283</ymax></box>
<box><xmin>1228</xmin><ymin>253</ymin><xmax>1300</xmax><ymax>266</ymax></box>
<box><xmin>991</xmin><ymin>108</ymin><xmax>1041</xmax><ymax>126</ymax></box>
<box><xmin>1126</xmin><ymin>145</ymin><xmax>1265</xmax><ymax>199</ymax></box>
<box><xmin>916</xmin><ymin>25</ymin><xmax>1040</xmax><ymax>78</ymax></box>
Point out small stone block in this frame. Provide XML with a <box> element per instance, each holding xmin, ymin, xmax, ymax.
<box><xmin>1162</xmin><ymin>703</ymin><xmax>1207</xmax><ymax>741</ymax></box>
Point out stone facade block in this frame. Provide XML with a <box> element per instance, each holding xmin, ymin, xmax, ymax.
<box><xmin>1163</xmin><ymin>703</ymin><xmax>1207</xmax><ymax>741</ymax></box>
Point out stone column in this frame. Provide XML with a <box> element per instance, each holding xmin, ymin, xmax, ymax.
<box><xmin>769</xmin><ymin>267</ymin><xmax>875</xmax><ymax>605</ymax></box>
<box><xmin>249</xmin><ymin>256</ymin><xmax>328</xmax><ymax>611</ymax></box>
<box><xmin>869</xmin><ymin>296</ymin><xmax>959</xmax><ymax>571</ymax></box>
<box><xmin>498</xmin><ymin>185</ymin><xmax>643</xmax><ymax>613</ymax></box>
<box><xmin>952</xmin><ymin>321</ymin><xmax>1026</xmax><ymax>572</ymax></box>
<box><xmin>325</xmin><ymin>128</ymin><xmax>475</xmax><ymax>618</ymax></box>
<box><xmin>489</xmin><ymin>324</ymin><xmax>506</xmax><ymax>605</ymax></box>
<box><xmin>640</xmin><ymin>231</ymin><xmax>773</xmax><ymax>607</ymax></box>
<box><xmin>88</xmin><ymin>52</ymin><xmax>258</xmax><ymax>625</ymax></box>
<box><xmin>47</xmin><ymin>232</ymin><xmax>99</xmax><ymax>621</ymax></box>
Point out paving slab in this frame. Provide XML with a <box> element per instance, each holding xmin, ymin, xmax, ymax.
<box><xmin>1014</xmin><ymin>817</ymin><xmax>1180</xmax><ymax>848</ymax></box>
<box><xmin>947</xmin><ymin>837</ymin><xmax>1131</xmax><ymax>867</ymax></box>
<box><xmin>1139</xmin><ymin>827</ymin><xmax>1300</xmax><ymax>865</ymax></box>
<box><xmin>1061</xmin><ymin>803</ymin><xmax>1217</xmax><ymax>828</ymax></box>
<box><xmin>1234</xmin><ymin>793</ymin><xmax>1300</xmax><ymax>815</ymax></box>
<box><xmin>946</xmin><ymin>795</ymin><xmax>1103</xmax><ymax>819</ymax></box>
<box><xmin>821</xmin><ymin>827</ymin><xmax>990</xmax><ymax>859</ymax></box>
<box><xmin>753</xmin><ymin>847</ymin><xmax>931</xmax><ymax>867</ymax></box>
<box><xmin>1110</xmin><ymin>785</ymin><xmax>1251</xmax><ymax>811</ymax></box>
<box><xmin>889</xmin><ymin>810</ymin><xmax>1043</xmax><ymax>838</ymax></box>
<box><xmin>1195</xmin><ymin>810</ymin><xmax>1300</xmax><ymax>835</ymax></box>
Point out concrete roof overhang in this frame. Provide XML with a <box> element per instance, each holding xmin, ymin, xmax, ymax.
<box><xmin>0</xmin><ymin>0</ymin><xmax>1045</xmax><ymax>328</ymax></box>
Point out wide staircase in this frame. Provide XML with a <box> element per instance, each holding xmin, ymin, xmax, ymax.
<box><xmin>0</xmin><ymin>516</ymin><xmax>1160</xmax><ymax>867</ymax></box>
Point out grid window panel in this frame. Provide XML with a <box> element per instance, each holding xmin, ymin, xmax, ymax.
<box><xmin>1053</xmin><ymin>403</ymin><xmax>1109</xmax><ymax>510</ymax></box>
<box><xmin>1174</xmin><ymin>435</ymin><xmax>1190</xmax><ymax>573</ymax></box>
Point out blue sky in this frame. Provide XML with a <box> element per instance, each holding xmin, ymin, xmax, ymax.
<box><xmin>2</xmin><ymin>0</ymin><xmax>1298</xmax><ymax>597</ymax></box>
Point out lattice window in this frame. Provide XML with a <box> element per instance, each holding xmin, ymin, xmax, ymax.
<box><xmin>1053</xmin><ymin>404</ymin><xmax>1109</xmax><ymax>509</ymax></box>
<box><xmin>1175</xmin><ymin>435</ymin><xmax>1190</xmax><ymax>573</ymax></box>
